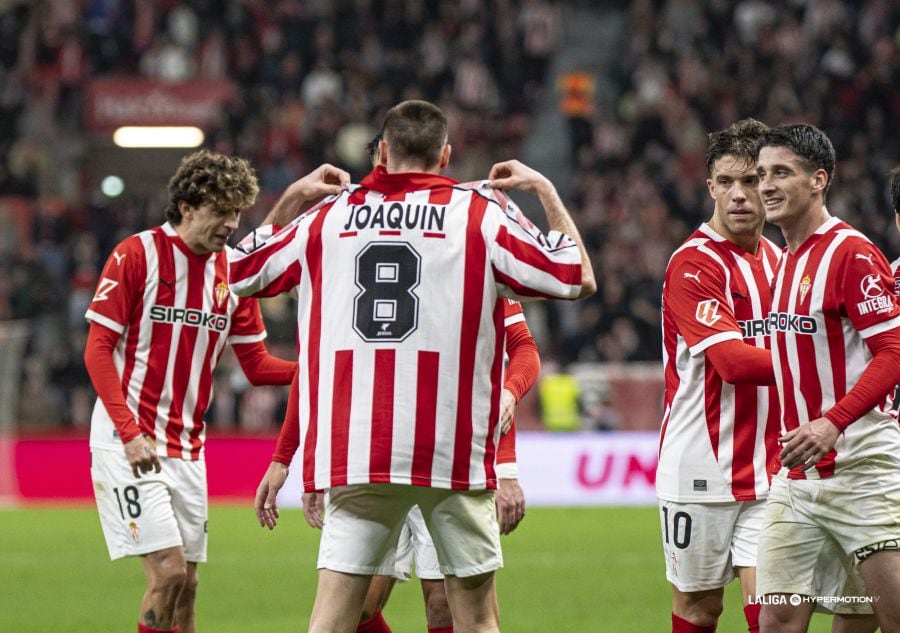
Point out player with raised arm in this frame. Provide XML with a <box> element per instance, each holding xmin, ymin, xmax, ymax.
<box><xmin>229</xmin><ymin>99</ymin><xmax>595</xmax><ymax>633</ymax></box>
<box><xmin>755</xmin><ymin>124</ymin><xmax>900</xmax><ymax>633</ymax></box>
<box><xmin>658</xmin><ymin>119</ymin><xmax>779</xmax><ymax>633</ymax></box>
<box><xmin>84</xmin><ymin>150</ymin><xmax>296</xmax><ymax>633</ymax></box>
<box><xmin>296</xmin><ymin>297</ymin><xmax>537</xmax><ymax>633</ymax></box>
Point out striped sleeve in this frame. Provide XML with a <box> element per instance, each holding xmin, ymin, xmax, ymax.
<box><xmin>228</xmin><ymin>217</ymin><xmax>310</xmax><ymax>298</ymax></box>
<box><xmin>486</xmin><ymin>195</ymin><xmax>582</xmax><ymax>300</ymax></box>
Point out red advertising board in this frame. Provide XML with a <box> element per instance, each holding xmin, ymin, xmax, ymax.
<box><xmin>85</xmin><ymin>78</ymin><xmax>236</xmax><ymax>132</ymax></box>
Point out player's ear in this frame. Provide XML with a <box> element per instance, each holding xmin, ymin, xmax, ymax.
<box><xmin>178</xmin><ymin>200</ymin><xmax>193</xmax><ymax>222</ymax></box>
<box><xmin>439</xmin><ymin>144</ymin><xmax>451</xmax><ymax>169</ymax></box>
<box><xmin>378</xmin><ymin>139</ymin><xmax>388</xmax><ymax>166</ymax></box>
<box><xmin>706</xmin><ymin>178</ymin><xmax>716</xmax><ymax>200</ymax></box>
<box><xmin>811</xmin><ymin>169</ymin><xmax>828</xmax><ymax>195</ymax></box>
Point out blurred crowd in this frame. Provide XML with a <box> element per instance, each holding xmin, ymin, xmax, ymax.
<box><xmin>0</xmin><ymin>0</ymin><xmax>897</xmax><ymax>431</ymax></box>
<box><xmin>552</xmin><ymin>0</ymin><xmax>899</xmax><ymax>369</ymax></box>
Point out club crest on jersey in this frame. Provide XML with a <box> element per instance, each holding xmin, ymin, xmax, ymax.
<box><xmin>695</xmin><ymin>299</ymin><xmax>721</xmax><ymax>326</ymax></box>
<box><xmin>214</xmin><ymin>281</ymin><xmax>230</xmax><ymax>310</ymax></box>
<box><xmin>857</xmin><ymin>274</ymin><xmax>893</xmax><ymax>315</ymax></box>
<box><xmin>128</xmin><ymin>521</ymin><xmax>140</xmax><ymax>543</ymax></box>
<box><xmin>798</xmin><ymin>274</ymin><xmax>811</xmax><ymax>304</ymax></box>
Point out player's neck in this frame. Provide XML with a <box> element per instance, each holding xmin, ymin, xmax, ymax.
<box><xmin>173</xmin><ymin>223</ymin><xmax>212</xmax><ymax>256</ymax></box>
<box><xmin>386</xmin><ymin>160</ymin><xmax>441</xmax><ymax>175</ymax></box>
<box><xmin>781</xmin><ymin>204</ymin><xmax>831</xmax><ymax>253</ymax></box>
<box><xmin>706</xmin><ymin>219</ymin><xmax>760</xmax><ymax>255</ymax></box>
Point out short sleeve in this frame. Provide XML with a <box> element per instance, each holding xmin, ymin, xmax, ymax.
<box><xmin>85</xmin><ymin>236</ymin><xmax>146</xmax><ymax>334</ymax></box>
<box><xmin>665</xmin><ymin>254</ymin><xmax>742</xmax><ymax>356</ymax></box>
<box><xmin>838</xmin><ymin>240</ymin><xmax>900</xmax><ymax>338</ymax></box>
<box><xmin>227</xmin><ymin>296</ymin><xmax>267</xmax><ymax>344</ymax></box>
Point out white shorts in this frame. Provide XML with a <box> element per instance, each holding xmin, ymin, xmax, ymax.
<box><xmin>394</xmin><ymin>505</ymin><xmax>443</xmax><ymax>581</ymax></box>
<box><xmin>91</xmin><ymin>448</ymin><xmax>208</xmax><ymax>562</ymax></box>
<box><xmin>757</xmin><ymin>469</ymin><xmax>900</xmax><ymax>613</ymax></box>
<box><xmin>318</xmin><ymin>484</ymin><xmax>501</xmax><ymax>578</ymax></box>
<box><xmin>658</xmin><ymin>499</ymin><xmax>764</xmax><ymax>592</ymax></box>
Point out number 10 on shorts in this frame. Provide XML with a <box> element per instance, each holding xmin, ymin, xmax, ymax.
<box><xmin>662</xmin><ymin>506</ymin><xmax>692</xmax><ymax>549</ymax></box>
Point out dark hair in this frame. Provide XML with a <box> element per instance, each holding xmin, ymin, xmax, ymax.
<box><xmin>381</xmin><ymin>100</ymin><xmax>448</xmax><ymax>170</ymax></box>
<box><xmin>164</xmin><ymin>150</ymin><xmax>259</xmax><ymax>225</ymax></box>
<box><xmin>890</xmin><ymin>165</ymin><xmax>900</xmax><ymax>214</ymax></box>
<box><xmin>706</xmin><ymin>118</ymin><xmax>769</xmax><ymax>175</ymax></box>
<box><xmin>761</xmin><ymin>123</ymin><xmax>836</xmax><ymax>199</ymax></box>
<box><xmin>366</xmin><ymin>132</ymin><xmax>383</xmax><ymax>166</ymax></box>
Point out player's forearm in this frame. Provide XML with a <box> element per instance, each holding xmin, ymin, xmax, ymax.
<box><xmin>535</xmin><ymin>182</ymin><xmax>597</xmax><ymax>299</ymax></box>
<box><xmin>504</xmin><ymin>326</ymin><xmax>540</xmax><ymax>401</ymax></box>
<box><xmin>272</xmin><ymin>369</ymin><xmax>301</xmax><ymax>464</ymax></box>
<box><xmin>263</xmin><ymin>189</ymin><xmax>306</xmax><ymax>227</ymax></box>
<box><xmin>84</xmin><ymin>323</ymin><xmax>141</xmax><ymax>443</ymax></box>
<box><xmin>233</xmin><ymin>342</ymin><xmax>297</xmax><ymax>386</ymax></box>
<box><xmin>705</xmin><ymin>339</ymin><xmax>775</xmax><ymax>385</ymax></box>
<box><xmin>496</xmin><ymin>420</ymin><xmax>517</xmax><ymax>468</ymax></box>
<box><xmin>825</xmin><ymin>331</ymin><xmax>900</xmax><ymax>431</ymax></box>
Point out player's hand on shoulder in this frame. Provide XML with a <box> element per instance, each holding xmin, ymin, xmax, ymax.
<box><xmin>496</xmin><ymin>478</ymin><xmax>525</xmax><ymax>535</ymax></box>
<box><xmin>255</xmin><ymin>461</ymin><xmax>289</xmax><ymax>530</ymax></box>
<box><xmin>287</xmin><ymin>163</ymin><xmax>350</xmax><ymax>202</ymax></box>
<box><xmin>302</xmin><ymin>491</ymin><xmax>325</xmax><ymax>529</ymax></box>
<box><xmin>124</xmin><ymin>434</ymin><xmax>161</xmax><ymax>478</ymax></box>
<box><xmin>488</xmin><ymin>160</ymin><xmax>553</xmax><ymax>198</ymax></box>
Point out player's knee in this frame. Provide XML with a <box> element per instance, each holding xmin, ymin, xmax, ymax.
<box><xmin>150</xmin><ymin>559</ymin><xmax>189</xmax><ymax>596</ymax></box>
<box><xmin>758</xmin><ymin>604</ymin><xmax>801</xmax><ymax>633</ymax></box>
<box><xmin>674</xmin><ymin>590</ymin><xmax>724</xmax><ymax>626</ymax></box>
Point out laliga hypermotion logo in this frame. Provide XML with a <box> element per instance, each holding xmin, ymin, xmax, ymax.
<box><xmin>214</xmin><ymin>281</ymin><xmax>230</xmax><ymax>310</ymax></box>
<box><xmin>798</xmin><ymin>274</ymin><xmax>811</xmax><ymax>304</ymax></box>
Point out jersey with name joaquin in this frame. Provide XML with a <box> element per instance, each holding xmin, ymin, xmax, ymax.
<box><xmin>85</xmin><ymin>223</ymin><xmax>266</xmax><ymax>460</ymax></box>
<box><xmin>658</xmin><ymin>223</ymin><xmax>781</xmax><ymax>502</ymax></box>
<box><xmin>228</xmin><ymin>167</ymin><xmax>581</xmax><ymax>491</ymax></box>
<box><xmin>771</xmin><ymin>216</ymin><xmax>900</xmax><ymax>479</ymax></box>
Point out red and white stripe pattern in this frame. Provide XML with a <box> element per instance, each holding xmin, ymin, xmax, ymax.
<box><xmin>229</xmin><ymin>170</ymin><xmax>581</xmax><ymax>491</ymax></box>
<box><xmin>86</xmin><ymin>223</ymin><xmax>265</xmax><ymax>460</ymax></box>
<box><xmin>658</xmin><ymin>223</ymin><xmax>781</xmax><ymax>502</ymax></box>
<box><xmin>770</xmin><ymin>217</ymin><xmax>900</xmax><ymax>479</ymax></box>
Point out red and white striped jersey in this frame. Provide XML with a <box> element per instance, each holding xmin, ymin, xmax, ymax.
<box><xmin>86</xmin><ymin>223</ymin><xmax>266</xmax><ymax>460</ymax></box>
<box><xmin>658</xmin><ymin>223</ymin><xmax>781</xmax><ymax>502</ymax></box>
<box><xmin>770</xmin><ymin>217</ymin><xmax>900</xmax><ymax>479</ymax></box>
<box><xmin>229</xmin><ymin>167</ymin><xmax>581</xmax><ymax>491</ymax></box>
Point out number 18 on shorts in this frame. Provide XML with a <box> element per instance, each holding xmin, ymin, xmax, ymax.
<box><xmin>91</xmin><ymin>449</ymin><xmax>208</xmax><ymax>562</ymax></box>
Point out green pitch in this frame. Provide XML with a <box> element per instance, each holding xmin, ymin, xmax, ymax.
<box><xmin>1</xmin><ymin>505</ymin><xmax>839</xmax><ymax>632</ymax></box>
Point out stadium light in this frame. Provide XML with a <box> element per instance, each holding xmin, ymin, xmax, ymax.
<box><xmin>113</xmin><ymin>126</ymin><xmax>204</xmax><ymax>148</ymax></box>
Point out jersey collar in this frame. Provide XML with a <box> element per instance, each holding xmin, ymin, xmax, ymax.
<box><xmin>359</xmin><ymin>166</ymin><xmax>458</xmax><ymax>195</ymax></box>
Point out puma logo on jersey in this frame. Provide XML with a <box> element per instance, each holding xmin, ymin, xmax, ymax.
<box><xmin>112</xmin><ymin>251</ymin><xmax>126</xmax><ymax>266</ymax></box>
<box><xmin>92</xmin><ymin>277</ymin><xmax>119</xmax><ymax>302</ymax></box>
<box><xmin>683</xmin><ymin>270</ymin><xmax>702</xmax><ymax>283</ymax></box>
<box><xmin>695</xmin><ymin>299</ymin><xmax>721</xmax><ymax>326</ymax></box>
<box><xmin>855</xmin><ymin>253</ymin><xmax>874</xmax><ymax>265</ymax></box>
